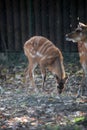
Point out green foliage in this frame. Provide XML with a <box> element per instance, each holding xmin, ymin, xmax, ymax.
<box><xmin>73</xmin><ymin>116</ymin><xmax>85</xmax><ymax>123</ymax></box>
<box><xmin>75</xmin><ymin>116</ymin><xmax>87</xmax><ymax>127</ymax></box>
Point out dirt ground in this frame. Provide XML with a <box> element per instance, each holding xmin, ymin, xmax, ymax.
<box><xmin>0</xmin><ymin>60</ymin><xmax>87</xmax><ymax>130</ymax></box>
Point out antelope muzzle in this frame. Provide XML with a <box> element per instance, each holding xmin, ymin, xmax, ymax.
<box><xmin>57</xmin><ymin>81</ymin><xmax>65</xmax><ymax>94</ymax></box>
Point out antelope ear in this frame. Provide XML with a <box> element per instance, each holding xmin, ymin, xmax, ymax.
<box><xmin>78</xmin><ymin>22</ymin><xmax>87</xmax><ymax>27</ymax></box>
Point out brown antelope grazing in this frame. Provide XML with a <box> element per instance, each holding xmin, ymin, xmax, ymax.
<box><xmin>66</xmin><ymin>22</ymin><xmax>87</xmax><ymax>95</ymax></box>
<box><xmin>24</xmin><ymin>36</ymin><xmax>67</xmax><ymax>94</ymax></box>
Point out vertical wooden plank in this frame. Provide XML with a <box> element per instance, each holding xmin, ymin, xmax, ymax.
<box><xmin>12</xmin><ymin>0</ymin><xmax>21</xmax><ymax>51</ymax></box>
<box><xmin>62</xmin><ymin>0</ymin><xmax>71</xmax><ymax>52</ymax></box>
<box><xmin>70</xmin><ymin>0</ymin><xmax>78</xmax><ymax>29</ymax></box>
<box><xmin>34</xmin><ymin>0</ymin><xmax>42</xmax><ymax>35</ymax></box>
<box><xmin>26</xmin><ymin>0</ymin><xmax>32</xmax><ymax>37</ymax></box>
<box><xmin>20</xmin><ymin>0</ymin><xmax>28</xmax><ymax>46</ymax></box>
<box><xmin>77</xmin><ymin>0</ymin><xmax>85</xmax><ymax>23</ymax></box>
<box><xmin>41</xmin><ymin>0</ymin><xmax>49</xmax><ymax>38</ymax></box>
<box><xmin>85</xmin><ymin>0</ymin><xmax>87</xmax><ymax>23</ymax></box>
<box><xmin>0</xmin><ymin>0</ymin><xmax>7</xmax><ymax>51</ymax></box>
<box><xmin>55</xmin><ymin>0</ymin><xmax>62</xmax><ymax>49</ymax></box>
<box><xmin>70</xmin><ymin>0</ymin><xmax>78</xmax><ymax>52</ymax></box>
<box><xmin>41</xmin><ymin>0</ymin><xmax>49</xmax><ymax>37</ymax></box>
<box><xmin>5</xmin><ymin>0</ymin><xmax>14</xmax><ymax>51</ymax></box>
<box><xmin>26</xmin><ymin>0</ymin><xmax>35</xmax><ymax>37</ymax></box>
<box><xmin>0</xmin><ymin>31</ymin><xmax>1</xmax><ymax>50</ymax></box>
<box><xmin>48</xmin><ymin>0</ymin><xmax>55</xmax><ymax>43</ymax></box>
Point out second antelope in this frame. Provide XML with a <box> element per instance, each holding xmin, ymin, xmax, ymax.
<box><xmin>66</xmin><ymin>22</ymin><xmax>87</xmax><ymax>95</ymax></box>
<box><xmin>24</xmin><ymin>36</ymin><xmax>67</xmax><ymax>94</ymax></box>
<box><xmin>66</xmin><ymin>22</ymin><xmax>87</xmax><ymax>78</ymax></box>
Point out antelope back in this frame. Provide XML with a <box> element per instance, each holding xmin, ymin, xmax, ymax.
<box><xmin>24</xmin><ymin>36</ymin><xmax>62</xmax><ymax>60</ymax></box>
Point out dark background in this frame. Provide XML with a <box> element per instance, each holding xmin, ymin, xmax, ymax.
<box><xmin>0</xmin><ymin>0</ymin><xmax>87</xmax><ymax>52</ymax></box>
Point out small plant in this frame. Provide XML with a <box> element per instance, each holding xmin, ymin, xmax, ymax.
<box><xmin>73</xmin><ymin>116</ymin><xmax>85</xmax><ymax>123</ymax></box>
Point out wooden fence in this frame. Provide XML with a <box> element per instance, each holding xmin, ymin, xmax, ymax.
<box><xmin>0</xmin><ymin>0</ymin><xmax>87</xmax><ymax>52</ymax></box>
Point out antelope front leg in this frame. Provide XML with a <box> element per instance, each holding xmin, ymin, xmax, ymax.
<box><xmin>42</xmin><ymin>72</ymin><xmax>46</xmax><ymax>90</ymax></box>
<box><xmin>28</xmin><ymin>64</ymin><xmax>36</xmax><ymax>88</ymax></box>
<box><xmin>24</xmin><ymin>65</ymin><xmax>29</xmax><ymax>77</ymax></box>
<box><xmin>40</xmin><ymin>63</ymin><xmax>46</xmax><ymax>90</ymax></box>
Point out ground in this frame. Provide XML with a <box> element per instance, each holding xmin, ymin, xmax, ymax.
<box><xmin>0</xmin><ymin>53</ymin><xmax>87</xmax><ymax>130</ymax></box>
